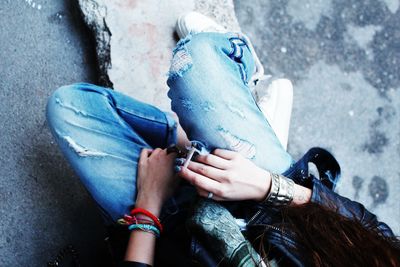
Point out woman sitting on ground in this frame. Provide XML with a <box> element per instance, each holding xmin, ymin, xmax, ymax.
<box><xmin>46</xmin><ymin>12</ymin><xmax>399</xmax><ymax>267</ymax></box>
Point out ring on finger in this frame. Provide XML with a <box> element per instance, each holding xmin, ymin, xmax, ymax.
<box><xmin>207</xmin><ymin>192</ymin><xmax>214</xmax><ymax>199</ymax></box>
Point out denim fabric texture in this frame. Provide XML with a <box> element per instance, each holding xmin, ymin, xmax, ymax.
<box><xmin>46</xmin><ymin>83</ymin><xmax>178</xmax><ymax>223</ymax></box>
<box><xmin>167</xmin><ymin>33</ymin><xmax>293</xmax><ymax>173</ymax></box>
<box><xmin>46</xmin><ymin>32</ymin><xmax>292</xmax><ymax>223</ymax></box>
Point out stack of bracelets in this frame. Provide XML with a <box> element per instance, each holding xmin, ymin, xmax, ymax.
<box><xmin>117</xmin><ymin>208</ymin><xmax>163</xmax><ymax>237</ymax></box>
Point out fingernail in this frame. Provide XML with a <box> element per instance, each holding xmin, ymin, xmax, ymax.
<box><xmin>174</xmin><ymin>166</ymin><xmax>182</xmax><ymax>173</ymax></box>
<box><xmin>175</xmin><ymin>158</ymin><xmax>185</xmax><ymax>166</ymax></box>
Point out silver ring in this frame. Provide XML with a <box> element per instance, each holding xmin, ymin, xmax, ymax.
<box><xmin>207</xmin><ymin>192</ymin><xmax>214</xmax><ymax>199</ymax></box>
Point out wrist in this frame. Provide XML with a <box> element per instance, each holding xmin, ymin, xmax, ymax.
<box><xmin>135</xmin><ymin>197</ymin><xmax>162</xmax><ymax>217</ymax></box>
<box><xmin>290</xmin><ymin>184</ymin><xmax>312</xmax><ymax>206</ymax></box>
<box><xmin>254</xmin><ymin>170</ymin><xmax>272</xmax><ymax>201</ymax></box>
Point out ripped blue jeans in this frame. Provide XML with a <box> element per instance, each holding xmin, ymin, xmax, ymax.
<box><xmin>46</xmin><ymin>32</ymin><xmax>293</xmax><ymax>223</ymax></box>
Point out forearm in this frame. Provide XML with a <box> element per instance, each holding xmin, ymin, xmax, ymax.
<box><xmin>123</xmin><ymin>147</ymin><xmax>179</xmax><ymax>265</ymax></box>
<box><xmin>290</xmin><ymin>183</ymin><xmax>312</xmax><ymax>206</ymax></box>
<box><xmin>124</xmin><ymin>231</ymin><xmax>157</xmax><ymax>265</ymax></box>
<box><xmin>123</xmin><ymin>199</ymin><xmax>162</xmax><ymax>265</ymax></box>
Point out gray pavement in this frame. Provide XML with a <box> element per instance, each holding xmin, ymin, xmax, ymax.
<box><xmin>0</xmin><ymin>0</ymin><xmax>107</xmax><ymax>266</ymax></box>
<box><xmin>235</xmin><ymin>0</ymin><xmax>400</xmax><ymax>234</ymax></box>
<box><xmin>0</xmin><ymin>0</ymin><xmax>399</xmax><ymax>266</ymax></box>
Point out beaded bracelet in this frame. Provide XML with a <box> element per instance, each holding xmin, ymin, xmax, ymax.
<box><xmin>130</xmin><ymin>208</ymin><xmax>163</xmax><ymax>233</ymax></box>
<box><xmin>117</xmin><ymin>215</ymin><xmax>155</xmax><ymax>226</ymax></box>
<box><xmin>128</xmin><ymin>223</ymin><xmax>161</xmax><ymax>237</ymax></box>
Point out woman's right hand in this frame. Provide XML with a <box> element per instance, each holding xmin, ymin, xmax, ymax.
<box><xmin>177</xmin><ymin>149</ymin><xmax>272</xmax><ymax>201</ymax></box>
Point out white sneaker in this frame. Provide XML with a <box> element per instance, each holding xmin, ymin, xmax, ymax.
<box><xmin>176</xmin><ymin>11</ymin><xmax>226</xmax><ymax>40</ymax></box>
<box><xmin>257</xmin><ymin>79</ymin><xmax>293</xmax><ymax>151</ymax></box>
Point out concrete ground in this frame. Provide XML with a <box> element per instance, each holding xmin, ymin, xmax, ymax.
<box><xmin>0</xmin><ymin>1</ymin><xmax>108</xmax><ymax>266</ymax></box>
<box><xmin>235</xmin><ymin>0</ymin><xmax>399</xmax><ymax>233</ymax></box>
<box><xmin>0</xmin><ymin>0</ymin><xmax>399</xmax><ymax>266</ymax></box>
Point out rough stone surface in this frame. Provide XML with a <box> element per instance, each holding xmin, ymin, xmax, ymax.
<box><xmin>78</xmin><ymin>0</ymin><xmax>240</xmax><ymax>110</ymax></box>
<box><xmin>235</xmin><ymin>0</ymin><xmax>400</xmax><ymax>234</ymax></box>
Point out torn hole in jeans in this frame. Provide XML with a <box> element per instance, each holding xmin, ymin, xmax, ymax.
<box><xmin>217</xmin><ymin>127</ymin><xmax>256</xmax><ymax>159</ymax></box>
<box><xmin>168</xmin><ymin>35</ymin><xmax>193</xmax><ymax>80</ymax></box>
<box><xmin>63</xmin><ymin>136</ymin><xmax>108</xmax><ymax>157</ymax></box>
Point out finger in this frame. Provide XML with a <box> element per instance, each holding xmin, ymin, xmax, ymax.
<box><xmin>196</xmin><ymin>188</ymin><xmax>225</xmax><ymax>201</ymax></box>
<box><xmin>178</xmin><ymin>166</ymin><xmax>222</xmax><ymax>194</ymax></box>
<box><xmin>186</xmin><ymin>161</ymin><xmax>226</xmax><ymax>181</ymax></box>
<box><xmin>165</xmin><ymin>148</ymin><xmax>179</xmax><ymax>159</ymax></box>
<box><xmin>153</xmin><ymin>148</ymin><xmax>163</xmax><ymax>153</ymax></box>
<box><xmin>148</xmin><ymin>147</ymin><xmax>163</xmax><ymax>158</ymax></box>
<box><xmin>195</xmin><ymin>153</ymin><xmax>230</xmax><ymax>170</ymax></box>
<box><xmin>160</xmin><ymin>149</ymin><xmax>179</xmax><ymax>166</ymax></box>
<box><xmin>166</xmin><ymin>145</ymin><xmax>180</xmax><ymax>155</ymax></box>
<box><xmin>139</xmin><ymin>148</ymin><xmax>152</xmax><ymax>163</ymax></box>
<box><xmin>212</xmin><ymin>148</ymin><xmax>237</xmax><ymax>160</ymax></box>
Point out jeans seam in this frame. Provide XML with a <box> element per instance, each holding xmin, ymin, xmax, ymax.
<box><xmin>164</xmin><ymin>112</ymin><xmax>178</xmax><ymax>146</ymax></box>
<box><xmin>116</xmin><ymin>106</ymin><xmax>170</xmax><ymax>126</ymax></box>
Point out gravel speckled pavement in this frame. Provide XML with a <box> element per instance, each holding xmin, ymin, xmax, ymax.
<box><xmin>235</xmin><ymin>0</ymin><xmax>400</xmax><ymax>235</ymax></box>
<box><xmin>0</xmin><ymin>1</ymin><xmax>107</xmax><ymax>266</ymax></box>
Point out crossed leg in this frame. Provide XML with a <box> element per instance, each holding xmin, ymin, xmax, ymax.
<box><xmin>167</xmin><ymin>32</ymin><xmax>293</xmax><ymax>173</ymax></box>
<box><xmin>46</xmin><ymin>83</ymin><xmax>178</xmax><ymax>223</ymax></box>
<box><xmin>47</xmin><ymin>33</ymin><xmax>293</xmax><ymax>223</ymax></box>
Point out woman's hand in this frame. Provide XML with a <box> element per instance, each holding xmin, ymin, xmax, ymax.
<box><xmin>177</xmin><ymin>149</ymin><xmax>271</xmax><ymax>201</ymax></box>
<box><xmin>124</xmin><ymin>148</ymin><xmax>178</xmax><ymax>264</ymax></box>
<box><xmin>135</xmin><ymin>148</ymin><xmax>178</xmax><ymax>216</ymax></box>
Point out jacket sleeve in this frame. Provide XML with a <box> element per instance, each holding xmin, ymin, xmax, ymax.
<box><xmin>118</xmin><ymin>261</ymin><xmax>151</xmax><ymax>267</ymax></box>
<box><xmin>310</xmin><ymin>177</ymin><xmax>395</xmax><ymax>238</ymax></box>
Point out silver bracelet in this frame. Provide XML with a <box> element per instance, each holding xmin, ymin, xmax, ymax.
<box><xmin>263</xmin><ymin>173</ymin><xmax>294</xmax><ymax>206</ymax></box>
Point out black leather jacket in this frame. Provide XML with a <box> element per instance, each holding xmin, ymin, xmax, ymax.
<box><xmin>189</xmin><ymin>147</ymin><xmax>395</xmax><ymax>267</ymax></box>
<box><xmin>244</xmin><ymin>178</ymin><xmax>395</xmax><ymax>266</ymax></box>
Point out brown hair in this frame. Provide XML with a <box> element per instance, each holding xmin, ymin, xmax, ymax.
<box><xmin>257</xmin><ymin>203</ymin><xmax>400</xmax><ymax>267</ymax></box>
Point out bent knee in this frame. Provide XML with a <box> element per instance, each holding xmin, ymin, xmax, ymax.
<box><xmin>168</xmin><ymin>33</ymin><xmax>227</xmax><ymax>81</ymax></box>
<box><xmin>46</xmin><ymin>83</ymin><xmax>104</xmax><ymax>133</ymax></box>
<box><xmin>185</xmin><ymin>32</ymin><xmax>225</xmax><ymax>54</ymax></box>
<box><xmin>46</xmin><ymin>84</ymin><xmax>76</xmax><ymax>133</ymax></box>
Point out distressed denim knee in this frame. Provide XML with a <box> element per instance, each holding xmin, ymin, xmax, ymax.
<box><xmin>47</xmin><ymin>83</ymin><xmax>180</xmax><ymax>223</ymax></box>
<box><xmin>167</xmin><ymin>32</ymin><xmax>255</xmax><ymax>84</ymax></box>
<box><xmin>47</xmin><ymin>83</ymin><xmax>113</xmax><ymax>140</ymax></box>
<box><xmin>47</xmin><ymin>83</ymin><xmax>84</xmax><ymax>136</ymax></box>
<box><xmin>166</xmin><ymin>33</ymin><xmax>293</xmax><ymax>174</ymax></box>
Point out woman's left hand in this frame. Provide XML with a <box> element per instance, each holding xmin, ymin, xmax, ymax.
<box><xmin>136</xmin><ymin>148</ymin><xmax>179</xmax><ymax>216</ymax></box>
<box><xmin>177</xmin><ymin>149</ymin><xmax>271</xmax><ymax>201</ymax></box>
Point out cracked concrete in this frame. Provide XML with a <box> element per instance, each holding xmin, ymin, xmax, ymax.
<box><xmin>78</xmin><ymin>0</ymin><xmax>240</xmax><ymax>110</ymax></box>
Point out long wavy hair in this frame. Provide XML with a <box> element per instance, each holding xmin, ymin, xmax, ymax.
<box><xmin>256</xmin><ymin>203</ymin><xmax>400</xmax><ymax>266</ymax></box>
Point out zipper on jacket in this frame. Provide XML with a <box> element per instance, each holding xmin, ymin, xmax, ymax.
<box><xmin>248</xmin><ymin>210</ymin><xmax>261</xmax><ymax>225</ymax></box>
<box><xmin>247</xmin><ymin>210</ymin><xmax>290</xmax><ymax>237</ymax></box>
